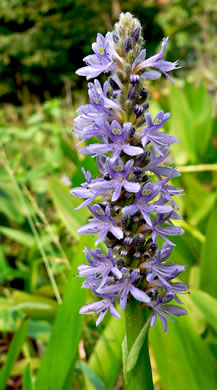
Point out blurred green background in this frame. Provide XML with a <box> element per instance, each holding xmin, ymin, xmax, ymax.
<box><xmin>0</xmin><ymin>0</ymin><xmax>217</xmax><ymax>389</ymax></box>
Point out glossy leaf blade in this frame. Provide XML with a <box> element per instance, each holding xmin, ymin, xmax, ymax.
<box><xmin>150</xmin><ymin>313</ymin><xmax>216</xmax><ymax>390</ymax></box>
<box><xmin>35</xmin><ymin>236</ymin><xmax>92</xmax><ymax>390</ymax></box>
<box><xmin>0</xmin><ymin>319</ymin><xmax>29</xmax><ymax>390</ymax></box>
<box><xmin>48</xmin><ymin>176</ymin><xmax>89</xmax><ymax>238</ymax></box>
<box><xmin>200</xmin><ymin>203</ymin><xmax>217</xmax><ymax>299</ymax></box>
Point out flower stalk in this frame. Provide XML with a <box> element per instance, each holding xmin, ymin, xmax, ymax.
<box><xmin>124</xmin><ymin>300</ymin><xmax>154</xmax><ymax>390</ymax></box>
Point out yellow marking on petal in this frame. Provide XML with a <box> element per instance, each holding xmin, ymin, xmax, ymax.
<box><xmin>142</xmin><ymin>189</ymin><xmax>151</xmax><ymax>196</ymax></box>
<box><xmin>114</xmin><ymin>165</ymin><xmax>123</xmax><ymax>171</ymax></box>
<box><xmin>98</xmin><ymin>47</ymin><xmax>105</xmax><ymax>55</ymax></box>
<box><xmin>154</xmin><ymin>119</ymin><xmax>161</xmax><ymax>125</ymax></box>
<box><xmin>93</xmin><ymin>97</ymin><xmax>98</xmax><ymax>104</ymax></box>
<box><xmin>96</xmin><ymin>88</ymin><xmax>102</xmax><ymax>94</ymax></box>
<box><xmin>112</xmin><ymin>128</ymin><xmax>122</xmax><ymax>135</ymax></box>
<box><xmin>97</xmin><ymin>210</ymin><xmax>104</xmax><ymax>215</ymax></box>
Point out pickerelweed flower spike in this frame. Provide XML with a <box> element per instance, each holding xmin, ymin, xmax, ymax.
<box><xmin>72</xmin><ymin>12</ymin><xmax>187</xmax><ymax>332</ymax></box>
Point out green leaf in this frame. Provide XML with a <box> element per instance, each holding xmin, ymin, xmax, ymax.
<box><xmin>0</xmin><ymin>319</ymin><xmax>29</xmax><ymax>390</ymax></box>
<box><xmin>11</xmin><ymin>290</ymin><xmax>58</xmax><ymax>321</ymax></box>
<box><xmin>122</xmin><ymin>336</ymin><xmax>128</xmax><ymax>385</ymax></box>
<box><xmin>200</xmin><ymin>203</ymin><xmax>217</xmax><ymax>299</ymax></box>
<box><xmin>23</xmin><ymin>363</ymin><xmax>33</xmax><ymax>390</ymax></box>
<box><xmin>78</xmin><ymin>361</ymin><xmax>106</xmax><ymax>390</ymax></box>
<box><xmin>48</xmin><ymin>176</ymin><xmax>89</xmax><ymax>239</ymax></box>
<box><xmin>0</xmin><ymin>226</ymin><xmax>35</xmax><ymax>247</ymax></box>
<box><xmin>190</xmin><ymin>289</ymin><xmax>217</xmax><ymax>333</ymax></box>
<box><xmin>169</xmin><ymin>84</ymin><xmax>196</xmax><ymax>164</ymax></box>
<box><xmin>150</xmin><ymin>308</ymin><xmax>217</xmax><ymax>390</ymax></box>
<box><xmin>35</xmin><ymin>235</ymin><xmax>93</xmax><ymax>390</ymax></box>
<box><xmin>86</xmin><ymin>315</ymin><xmax>125</xmax><ymax>390</ymax></box>
<box><xmin>126</xmin><ymin>315</ymin><xmax>151</xmax><ymax>372</ymax></box>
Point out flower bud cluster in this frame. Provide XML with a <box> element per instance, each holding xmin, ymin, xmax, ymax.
<box><xmin>72</xmin><ymin>12</ymin><xmax>187</xmax><ymax>332</ymax></box>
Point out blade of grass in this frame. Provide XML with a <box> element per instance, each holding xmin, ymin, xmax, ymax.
<box><xmin>86</xmin><ymin>315</ymin><xmax>125</xmax><ymax>390</ymax></box>
<box><xmin>47</xmin><ymin>176</ymin><xmax>89</xmax><ymax>239</ymax></box>
<box><xmin>0</xmin><ymin>319</ymin><xmax>29</xmax><ymax>390</ymax></box>
<box><xmin>200</xmin><ymin>203</ymin><xmax>217</xmax><ymax>299</ymax></box>
<box><xmin>150</xmin><ymin>300</ymin><xmax>217</xmax><ymax>390</ymax></box>
<box><xmin>23</xmin><ymin>363</ymin><xmax>33</xmax><ymax>390</ymax></box>
<box><xmin>0</xmin><ymin>146</ymin><xmax>62</xmax><ymax>303</ymax></box>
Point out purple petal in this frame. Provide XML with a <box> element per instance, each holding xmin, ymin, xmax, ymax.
<box><xmin>123</xmin><ymin>181</ymin><xmax>141</xmax><ymax>193</ymax></box>
<box><xmin>112</xmin><ymin>184</ymin><xmax>122</xmax><ymax>201</ymax></box>
<box><xmin>122</xmin><ymin>144</ymin><xmax>144</xmax><ymax>156</ymax></box>
<box><xmin>110</xmin><ymin>304</ymin><xmax>121</xmax><ymax>319</ymax></box>
<box><xmin>142</xmin><ymin>70</ymin><xmax>161</xmax><ymax>80</ymax></box>
<box><xmin>80</xmin><ymin>143</ymin><xmax>112</xmax><ymax>155</ymax></box>
<box><xmin>129</xmin><ymin>285</ymin><xmax>150</xmax><ymax>303</ymax></box>
<box><xmin>96</xmin><ymin>310</ymin><xmax>107</xmax><ymax>326</ymax></box>
<box><xmin>122</xmin><ymin>204</ymin><xmax>139</xmax><ymax>216</ymax></box>
<box><xmin>110</xmin><ymin>225</ymin><xmax>123</xmax><ymax>240</ymax></box>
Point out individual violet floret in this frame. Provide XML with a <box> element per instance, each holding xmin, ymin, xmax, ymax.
<box><xmin>80</xmin><ymin>298</ymin><xmax>121</xmax><ymax>327</ymax></box>
<box><xmin>148</xmin><ymin>294</ymin><xmax>187</xmax><ymax>333</ymax></box>
<box><xmin>72</xmin><ymin>12</ymin><xmax>187</xmax><ymax>332</ymax></box>
<box><xmin>76</xmin><ymin>33</ymin><xmax>118</xmax><ymax>79</ymax></box>
<box><xmin>78</xmin><ymin>248</ymin><xmax>122</xmax><ymax>288</ymax></box>
<box><xmin>77</xmin><ymin>203</ymin><xmax>123</xmax><ymax>245</ymax></box>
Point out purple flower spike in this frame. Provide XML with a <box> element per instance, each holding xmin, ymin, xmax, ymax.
<box><xmin>72</xmin><ymin>12</ymin><xmax>187</xmax><ymax>329</ymax></box>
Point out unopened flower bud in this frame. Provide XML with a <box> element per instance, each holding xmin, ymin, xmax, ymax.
<box><xmin>130</xmin><ymin>74</ymin><xmax>140</xmax><ymax>84</ymax></box>
<box><xmin>131</xmin><ymin>26</ymin><xmax>140</xmax><ymax>42</ymax></box>
<box><xmin>124</xmin><ymin>37</ymin><xmax>132</xmax><ymax>53</ymax></box>
<box><xmin>128</xmin><ymin>86</ymin><xmax>136</xmax><ymax>100</ymax></box>
<box><xmin>134</xmin><ymin>104</ymin><xmax>144</xmax><ymax>117</ymax></box>
<box><xmin>109</xmin><ymin>78</ymin><xmax>120</xmax><ymax>90</ymax></box>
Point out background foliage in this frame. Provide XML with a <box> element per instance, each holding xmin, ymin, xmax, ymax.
<box><xmin>0</xmin><ymin>0</ymin><xmax>217</xmax><ymax>389</ymax></box>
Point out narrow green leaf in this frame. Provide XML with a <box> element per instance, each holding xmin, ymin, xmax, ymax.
<box><xmin>86</xmin><ymin>316</ymin><xmax>125</xmax><ymax>390</ymax></box>
<box><xmin>11</xmin><ymin>290</ymin><xmax>58</xmax><ymax>321</ymax></box>
<box><xmin>150</xmin><ymin>309</ymin><xmax>217</xmax><ymax>390</ymax></box>
<box><xmin>190</xmin><ymin>289</ymin><xmax>217</xmax><ymax>333</ymax></box>
<box><xmin>200</xmin><ymin>203</ymin><xmax>217</xmax><ymax>299</ymax></box>
<box><xmin>78</xmin><ymin>361</ymin><xmax>106</xmax><ymax>390</ymax></box>
<box><xmin>0</xmin><ymin>226</ymin><xmax>35</xmax><ymax>247</ymax></box>
<box><xmin>23</xmin><ymin>363</ymin><xmax>33</xmax><ymax>390</ymax></box>
<box><xmin>48</xmin><ymin>176</ymin><xmax>89</xmax><ymax>238</ymax></box>
<box><xmin>126</xmin><ymin>315</ymin><xmax>151</xmax><ymax>372</ymax></box>
<box><xmin>169</xmin><ymin>84</ymin><xmax>196</xmax><ymax>164</ymax></box>
<box><xmin>122</xmin><ymin>336</ymin><xmax>128</xmax><ymax>385</ymax></box>
<box><xmin>0</xmin><ymin>319</ymin><xmax>29</xmax><ymax>390</ymax></box>
<box><xmin>35</xmin><ymin>236</ymin><xmax>93</xmax><ymax>390</ymax></box>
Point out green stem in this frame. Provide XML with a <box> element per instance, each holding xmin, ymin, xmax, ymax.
<box><xmin>123</xmin><ymin>300</ymin><xmax>154</xmax><ymax>390</ymax></box>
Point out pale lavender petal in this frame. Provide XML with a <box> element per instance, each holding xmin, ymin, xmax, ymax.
<box><xmin>110</xmin><ymin>225</ymin><xmax>123</xmax><ymax>240</ymax></box>
<box><xmin>112</xmin><ymin>184</ymin><xmax>122</xmax><ymax>201</ymax></box>
<box><xmin>142</xmin><ymin>70</ymin><xmax>161</xmax><ymax>80</ymax></box>
<box><xmin>96</xmin><ymin>310</ymin><xmax>107</xmax><ymax>326</ymax></box>
<box><xmin>110</xmin><ymin>304</ymin><xmax>121</xmax><ymax>319</ymax></box>
<box><xmin>123</xmin><ymin>181</ymin><xmax>141</xmax><ymax>193</ymax></box>
<box><xmin>129</xmin><ymin>285</ymin><xmax>150</xmax><ymax>303</ymax></box>
<box><xmin>122</xmin><ymin>144</ymin><xmax>144</xmax><ymax>156</ymax></box>
<box><xmin>122</xmin><ymin>204</ymin><xmax>139</xmax><ymax>216</ymax></box>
